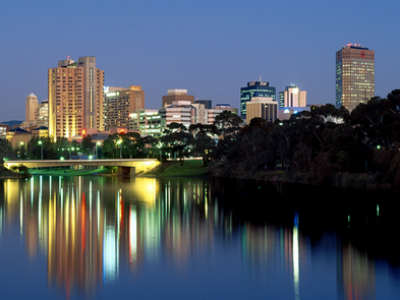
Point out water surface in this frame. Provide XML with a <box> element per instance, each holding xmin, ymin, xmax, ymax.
<box><xmin>0</xmin><ymin>176</ymin><xmax>399</xmax><ymax>300</ymax></box>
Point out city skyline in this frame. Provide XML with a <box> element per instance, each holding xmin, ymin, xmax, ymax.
<box><xmin>0</xmin><ymin>0</ymin><xmax>399</xmax><ymax>121</ymax></box>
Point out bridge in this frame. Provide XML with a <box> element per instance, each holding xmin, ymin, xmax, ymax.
<box><xmin>4</xmin><ymin>159</ymin><xmax>160</xmax><ymax>176</ymax></box>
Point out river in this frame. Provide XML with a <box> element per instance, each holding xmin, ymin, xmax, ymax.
<box><xmin>0</xmin><ymin>176</ymin><xmax>399</xmax><ymax>300</ymax></box>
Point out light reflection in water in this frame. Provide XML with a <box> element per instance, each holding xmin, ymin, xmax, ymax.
<box><xmin>0</xmin><ymin>206</ymin><xmax>2</xmax><ymax>243</ymax></box>
<box><xmin>293</xmin><ymin>226</ymin><xmax>300</xmax><ymax>300</ymax></box>
<box><xmin>0</xmin><ymin>177</ymin><xmax>394</xmax><ymax>299</ymax></box>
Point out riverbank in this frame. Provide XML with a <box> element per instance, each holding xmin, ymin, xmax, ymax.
<box><xmin>29</xmin><ymin>167</ymin><xmax>109</xmax><ymax>176</ymax></box>
<box><xmin>0</xmin><ymin>167</ymin><xmax>27</xmax><ymax>179</ymax></box>
<box><xmin>142</xmin><ymin>160</ymin><xmax>209</xmax><ymax>177</ymax></box>
<box><xmin>218</xmin><ymin>169</ymin><xmax>393</xmax><ymax>191</ymax></box>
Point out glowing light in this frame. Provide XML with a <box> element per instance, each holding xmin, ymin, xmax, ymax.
<box><xmin>293</xmin><ymin>226</ymin><xmax>300</xmax><ymax>300</ymax></box>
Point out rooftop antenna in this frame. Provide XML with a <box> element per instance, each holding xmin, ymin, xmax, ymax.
<box><xmin>259</xmin><ymin>75</ymin><xmax>262</xmax><ymax>82</ymax></box>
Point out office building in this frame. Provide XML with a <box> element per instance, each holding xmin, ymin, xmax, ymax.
<box><xmin>37</xmin><ymin>100</ymin><xmax>49</xmax><ymax>126</ymax></box>
<box><xmin>279</xmin><ymin>84</ymin><xmax>307</xmax><ymax>108</ymax></box>
<box><xmin>0</xmin><ymin>124</ymin><xmax>8</xmax><ymax>139</ymax></box>
<box><xmin>240</xmin><ymin>80</ymin><xmax>276</xmax><ymax>117</ymax></box>
<box><xmin>159</xmin><ymin>101</ymin><xmax>196</xmax><ymax>128</ymax></box>
<box><xmin>206</xmin><ymin>104</ymin><xmax>238</xmax><ymax>124</ymax></box>
<box><xmin>22</xmin><ymin>95</ymin><xmax>49</xmax><ymax>129</ymax></box>
<box><xmin>26</xmin><ymin>93</ymin><xmax>38</xmax><ymax>122</ymax></box>
<box><xmin>194</xmin><ymin>100</ymin><xmax>212</xmax><ymax>109</ymax></box>
<box><xmin>336</xmin><ymin>44</ymin><xmax>375</xmax><ymax>111</ymax></box>
<box><xmin>104</xmin><ymin>85</ymin><xmax>145</xmax><ymax>130</ymax></box>
<box><xmin>129</xmin><ymin>109</ymin><xmax>164</xmax><ymax>137</ymax></box>
<box><xmin>246</xmin><ymin>97</ymin><xmax>278</xmax><ymax>124</ymax></box>
<box><xmin>162</xmin><ymin>89</ymin><xmax>194</xmax><ymax>108</ymax></box>
<box><xmin>48</xmin><ymin>56</ymin><xmax>105</xmax><ymax>141</ymax></box>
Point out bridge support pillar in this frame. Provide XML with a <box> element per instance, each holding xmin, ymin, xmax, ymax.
<box><xmin>130</xmin><ymin>167</ymin><xmax>136</xmax><ymax>176</ymax></box>
<box><xmin>117</xmin><ymin>166</ymin><xmax>136</xmax><ymax>176</ymax></box>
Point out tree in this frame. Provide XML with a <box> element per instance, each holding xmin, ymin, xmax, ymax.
<box><xmin>102</xmin><ymin>134</ymin><xmax>120</xmax><ymax>158</ymax></box>
<box><xmin>160</xmin><ymin>123</ymin><xmax>194</xmax><ymax>165</ymax></box>
<box><xmin>193</xmin><ymin>130</ymin><xmax>215</xmax><ymax>166</ymax></box>
<box><xmin>213</xmin><ymin>110</ymin><xmax>242</xmax><ymax>137</ymax></box>
<box><xmin>81</xmin><ymin>135</ymin><xmax>94</xmax><ymax>155</ymax></box>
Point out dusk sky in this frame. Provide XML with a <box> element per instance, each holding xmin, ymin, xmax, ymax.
<box><xmin>0</xmin><ymin>0</ymin><xmax>399</xmax><ymax>121</ymax></box>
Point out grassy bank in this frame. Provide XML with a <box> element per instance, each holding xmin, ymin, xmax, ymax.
<box><xmin>142</xmin><ymin>160</ymin><xmax>209</xmax><ymax>177</ymax></box>
<box><xmin>29</xmin><ymin>167</ymin><xmax>108</xmax><ymax>176</ymax></box>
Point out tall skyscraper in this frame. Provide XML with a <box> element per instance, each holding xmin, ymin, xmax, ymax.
<box><xmin>162</xmin><ymin>89</ymin><xmax>194</xmax><ymax>108</ymax></box>
<box><xmin>240</xmin><ymin>80</ymin><xmax>276</xmax><ymax>117</ymax></box>
<box><xmin>104</xmin><ymin>85</ymin><xmax>145</xmax><ymax>130</ymax></box>
<box><xmin>48</xmin><ymin>56</ymin><xmax>105</xmax><ymax>141</ymax></box>
<box><xmin>336</xmin><ymin>44</ymin><xmax>375</xmax><ymax>111</ymax></box>
<box><xmin>279</xmin><ymin>84</ymin><xmax>307</xmax><ymax>108</ymax></box>
<box><xmin>26</xmin><ymin>93</ymin><xmax>38</xmax><ymax>122</ymax></box>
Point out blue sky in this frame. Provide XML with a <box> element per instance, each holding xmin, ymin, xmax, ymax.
<box><xmin>0</xmin><ymin>0</ymin><xmax>399</xmax><ymax>120</ymax></box>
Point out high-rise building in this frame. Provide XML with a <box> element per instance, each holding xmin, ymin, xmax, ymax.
<box><xmin>159</xmin><ymin>100</ymin><xmax>196</xmax><ymax>128</ymax></box>
<box><xmin>48</xmin><ymin>56</ymin><xmax>105</xmax><ymax>141</ymax></box>
<box><xmin>279</xmin><ymin>84</ymin><xmax>307</xmax><ymax>108</ymax></box>
<box><xmin>336</xmin><ymin>44</ymin><xmax>375</xmax><ymax>111</ymax></box>
<box><xmin>162</xmin><ymin>89</ymin><xmax>194</xmax><ymax>108</ymax></box>
<box><xmin>37</xmin><ymin>100</ymin><xmax>49</xmax><ymax>126</ymax></box>
<box><xmin>22</xmin><ymin>94</ymin><xmax>48</xmax><ymax>128</ymax></box>
<box><xmin>129</xmin><ymin>109</ymin><xmax>164</xmax><ymax>137</ymax></box>
<box><xmin>194</xmin><ymin>100</ymin><xmax>212</xmax><ymax>109</ymax></box>
<box><xmin>26</xmin><ymin>93</ymin><xmax>38</xmax><ymax>122</ymax></box>
<box><xmin>240</xmin><ymin>80</ymin><xmax>276</xmax><ymax>117</ymax></box>
<box><xmin>104</xmin><ymin>86</ymin><xmax>145</xmax><ymax>130</ymax></box>
<box><xmin>246</xmin><ymin>97</ymin><xmax>278</xmax><ymax>124</ymax></box>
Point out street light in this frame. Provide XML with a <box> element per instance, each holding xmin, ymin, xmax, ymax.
<box><xmin>38</xmin><ymin>140</ymin><xmax>43</xmax><ymax>160</ymax></box>
<box><xmin>117</xmin><ymin>139</ymin><xmax>122</xmax><ymax>159</ymax></box>
<box><xmin>19</xmin><ymin>142</ymin><xmax>24</xmax><ymax>160</ymax></box>
<box><xmin>97</xmin><ymin>141</ymin><xmax>101</xmax><ymax>159</ymax></box>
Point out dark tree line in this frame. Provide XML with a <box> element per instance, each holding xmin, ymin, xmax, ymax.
<box><xmin>210</xmin><ymin>89</ymin><xmax>400</xmax><ymax>186</ymax></box>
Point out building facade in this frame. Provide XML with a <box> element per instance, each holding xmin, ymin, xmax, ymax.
<box><xmin>194</xmin><ymin>100</ymin><xmax>212</xmax><ymax>109</ymax></box>
<box><xmin>37</xmin><ymin>100</ymin><xmax>49</xmax><ymax>126</ymax></box>
<box><xmin>246</xmin><ymin>97</ymin><xmax>278</xmax><ymax>124</ymax></box>
<box><xmin>279</xmin><ymin>85</ymin><xmax>307</xmax><ymax>108</ymax></box>
<box><xmin>48</xmin><ymin>56</ymin><xmax>105</xmax><ymax>141</ymax></box>
<box><xmin>129</xmin><ymin>109</ymin><xmax>164</xmax><ymax>137</ymax></box>
<box><xmin>336</xmin><ymin>44</ymin><xmax>375</xmax><ymax>111</ymax></box>
<box><xmin>104</xmin><ymin>86</ymin><xmax>145</xmax><ymax>130</ymax></box>
<box><xmin>205</xmin><ymin>104</ymin><xmax>238</xmax><ymax>125</ymax></box>
<box><xmin>26</xmin><ymin>93</ymin><xmax>38</xmax><ymax>122</ymax></box>
<box><xmin>159</xmin><ymin>101</ymin><xmax>196</xmax><ymax>128</ymax></box>
<box><xmin>162</xmin><ymin>89</ymin><xmax>194</xmax><ymax>108</ymax></box>
<box><xmin>240</xmin><ymin>81</ymin><xmax>276</xmax><ymax>117</ymax></box>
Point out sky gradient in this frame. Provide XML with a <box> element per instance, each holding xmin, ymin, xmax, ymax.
<box><xmin>0</xmin><ymin>0</ymin><xmax>399</xmax><ymax>121</ymax></box>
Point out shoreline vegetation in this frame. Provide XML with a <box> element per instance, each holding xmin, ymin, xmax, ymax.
<box><xmin>0</xmin><ymin>160</ymin><xmax>396</xmax><ymax>192</ymax></box>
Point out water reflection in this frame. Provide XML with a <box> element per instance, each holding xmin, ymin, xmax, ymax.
<box><xmin>0</xmin><ymin>177</ymin><xmax>398</xmax><ymax>299</ymax></box>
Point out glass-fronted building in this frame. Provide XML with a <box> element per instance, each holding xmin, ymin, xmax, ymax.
<box><xmin>335</xmin><ymin>44</ymin><xmax>375</xmax><ymax>111</ymax></box>
<box><xmin>240</xmin><ymin>81</ymin><xmax>276</xmax><ymax>117</ymax></box>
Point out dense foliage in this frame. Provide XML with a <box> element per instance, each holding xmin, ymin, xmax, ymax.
<box><xmin>210</xmin><ymin>89</ymin><xmax>400</xmax><ymax>186</ymax></box>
